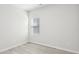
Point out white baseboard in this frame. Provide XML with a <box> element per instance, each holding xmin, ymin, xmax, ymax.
<box><xmin>1</xmin><ymin>40</ymin><xmax>79</xmax><ymax>54</ymax></box>
<box><xmin>0</xmin><ymin>41</ymin><xmax>27</xmax><ymax>53</ymax></box>
<box><xmin>30</xmin><ymin>41</ymin><xmax>79</xmax><ymax>54</ymax></box>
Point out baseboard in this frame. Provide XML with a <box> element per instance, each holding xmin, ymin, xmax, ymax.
<box><xmin>1</xmin><ymin>40</ymin><xmax>79</xmax><ymax>54</ymax></box>
<box><xmin>0</xmin><ymin>40</ymin><xmax>27</xmax><ymax>53</ymax></box>
<box><xmin>30</xmin><ymin>41</ymin><xmax>79</xmax><ymax>54</ymax></box>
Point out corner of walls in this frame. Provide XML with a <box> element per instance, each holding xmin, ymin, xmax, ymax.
<box><xmin>26</xmin><ymin>11</ymin><xmax>30</xmax><ymax>42</ymax></box>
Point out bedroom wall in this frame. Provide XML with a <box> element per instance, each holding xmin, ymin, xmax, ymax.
<box><xmin>29</xmin><ymin>5</ymin><xmax>79</xmax><ymax>53</ymax></box>
<box><xmin>0</xmin><ymin>5</ymin><xmax>28</xmax><ymax>52</ymax></box>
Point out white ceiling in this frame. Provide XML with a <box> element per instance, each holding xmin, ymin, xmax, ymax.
<box><xmin>13</xmin><ymin>4</ymin><xmax>47</xmax><ymax>11</ymax></box>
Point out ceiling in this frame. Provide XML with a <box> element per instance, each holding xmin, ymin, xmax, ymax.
<box><xmin>12</xmin><ymin>4</ymin><xmax>47</xmax><ymax>11</ymax></box>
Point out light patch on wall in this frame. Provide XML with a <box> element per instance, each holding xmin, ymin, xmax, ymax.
<box><xmin>31</xmin><ymin>17</ymin><xmax>40</xmax><ymax>34</ymax></box>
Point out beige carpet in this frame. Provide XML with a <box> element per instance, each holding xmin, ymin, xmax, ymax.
<box><xmin>0</xmin><ymin>42</ymin><xmax>74</xmax><ymax>54</ymax></box>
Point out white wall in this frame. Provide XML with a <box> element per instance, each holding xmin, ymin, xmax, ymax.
<box><xmin>0</xmin><ymin>5</ymin><xmax>28</xmax><ymax>52</ymax></box>
<box><xmin>29</xmin><ymin>5</ymin><xmax>79</xmax><ymax>53</ymax></box>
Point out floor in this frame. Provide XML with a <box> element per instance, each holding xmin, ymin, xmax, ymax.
<box><xmin>0</xmin><ymin>42</ymin><xmax>74</xmax><ymax>54</ymax></box>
